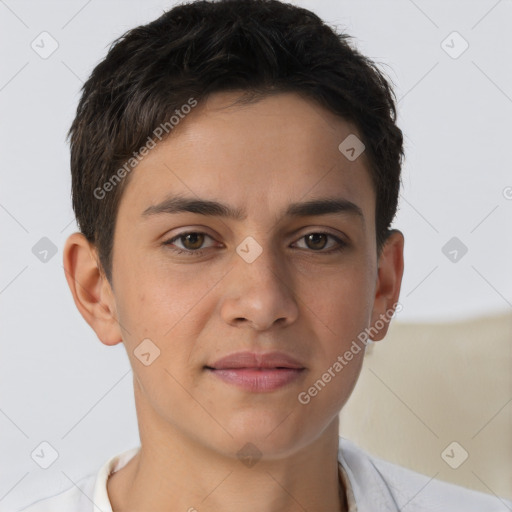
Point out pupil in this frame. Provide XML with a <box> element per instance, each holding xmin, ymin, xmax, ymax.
<box><xmin>185</xmin><ymin>233</ymin><xmax>203</xmax><ymax>249</ymax></box>
<box><xmin>308</xmin><ymin>233</ymin><xmax>326</xmax><ymax>250</ymax></box>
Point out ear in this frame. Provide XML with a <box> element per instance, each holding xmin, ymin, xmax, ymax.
<box><xmin>369</xmin><ymin>229</ymin><xmax>404</xmax><ymax>342</ymax></box>
<box><xmin>62</xmin><ymin>232</ymin><xmax>123</xmax><ymax>346</ymax></box>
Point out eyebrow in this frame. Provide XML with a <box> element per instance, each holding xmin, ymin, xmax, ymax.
<box><xmin>141</xmin><ymin>194</ymin><xmax>364</xmax><ymax>223</ymax></box>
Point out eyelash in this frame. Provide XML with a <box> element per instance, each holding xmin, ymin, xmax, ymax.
<box><xmin>162</xmin><ymin>231</ymin><xmax>348</xmax><ymax>256</ymax></box>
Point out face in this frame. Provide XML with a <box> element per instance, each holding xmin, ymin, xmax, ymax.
<box><xmin>102</xmin><ymin>91</ymin><xmax>398</xmax><ymax>458</ymax></box>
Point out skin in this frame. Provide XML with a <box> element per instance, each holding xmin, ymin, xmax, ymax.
<box><xmin>63</xmin><ymin>90</ymin><xmax>404</xmax><ymax>512</ymax></box>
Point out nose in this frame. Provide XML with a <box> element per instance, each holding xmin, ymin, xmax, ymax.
<box><xmin>219</xmin><ymin>241</ymin><xmax>300</xmax><ymax>331</ymax></box>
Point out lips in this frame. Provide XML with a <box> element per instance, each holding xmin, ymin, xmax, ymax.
<box><xmin>205</xmin><ymin>351</ymin><xmax>306</xmax><ymax>392</ymax></box>
<box><xmin>206</xmin><ymin>351</ymin><xmax>304</xmax><ymax>370</ymax></box>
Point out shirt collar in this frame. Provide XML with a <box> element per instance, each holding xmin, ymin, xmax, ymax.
<box><xmin>92</xmin><ymin>445</ymin><xmax>139</xmax><ymax>512</ymax></box>
<box><xmin>338</xmin><ymin>436</ymin><xmax>399</xmax><ymax>511</ymax></box>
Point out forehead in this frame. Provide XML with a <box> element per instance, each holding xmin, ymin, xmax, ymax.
<box><xmin>116</xmin><ymin>91</ymin><xmax>375</xmax><ymax>227</ymax></box>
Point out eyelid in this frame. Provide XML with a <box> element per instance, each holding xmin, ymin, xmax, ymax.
<box><xmin>164</xmin><ymin>231</ymin><xmax>219</xmax><ymax>250</ymax></box>
<box><xmin>165</xmin><ymin>225</ymin><xmax>347</xmax><ymax>242</ymax></box>
<box><xmin>293</xmin><ymin>227</ymin><xmax>348</xmax><ymax>243</ymax></box>
<box><xmin>291</xmin><ymin>232</ymin><xmax>345</xmax><ymax>250</ymax></box>
<box><xmin>163</xmin><ymin>228</ymin><xmax>348</xmax><ymax>255</ymax></box>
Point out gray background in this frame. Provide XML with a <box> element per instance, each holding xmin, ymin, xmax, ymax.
<box><xmin>1</xmin><ymin>0</ymin><xmax>511</xmax><ymax>510</ymax></box>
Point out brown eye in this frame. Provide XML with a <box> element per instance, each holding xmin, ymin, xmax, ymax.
<box><xmin>180</xmin><ymin>232</ymin><xmax>205</xmax><ymax>250</ymax></box>
<box><xmin>304</xmin><ymin>233</ymin><xmax>328</xmax><ymax>251</ymax></box>
<box><xmin>293</xmin><ymin>232</ymin><xmax>347</xmax><ymax>253</ymax></box>
<box><xmin>163</xmin><ymin>231</ymin><xmax>216</xmax><ymax>255</ymax></box>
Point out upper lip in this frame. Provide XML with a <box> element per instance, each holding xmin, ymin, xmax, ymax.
<box><xmin>206</xmin><ymin>351</ymin><xmax>305</xmax><ymax>370</ymax></box>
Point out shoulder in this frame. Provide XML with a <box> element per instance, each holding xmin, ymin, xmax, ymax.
<box><xmin>15</xmin><ymin>473</ymin><xmax>96</xmax><ymax>512</ymax></box>
<box><xmin>371</xmin><ymin>455</ymin><xmax>512</xmax><ymax>512</ymax></box>
<box><xmin>15</xmin><ymin>446</ymin><xmax>140</xmax><ymax>512</ymax></box>
<box><xmin>338</xmin><ymin>437</ymin><xmax>512</xmax><ymax>512</ymax></box>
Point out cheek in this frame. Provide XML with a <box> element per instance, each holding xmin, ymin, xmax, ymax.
<box><xmin>296</xmin><ymin>350</ymin><xmax>365</xmax><ymax>435</ymax></box>
<box><xmin>298</xmin><ymin>266</ymin><xmax>372</xmax><ymax>410</ymax></box>
<box><xmin>310</xmin><ymin>265</ymin><xmax>373</xmax><ymax>336</ymax></box>
<box><xmin>114</xmin><ymin>265</ymin><xmax>217</xmax><ymax>392</ymax></box>
<box><xmin>114</xmin><ymin>258</ymin><xmax>201</xmax><ymax>337</ymax></box>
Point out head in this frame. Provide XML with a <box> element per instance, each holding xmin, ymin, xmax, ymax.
<box><xmin>64</xmin><ymin>0</ymin><xmax>404</xmax><ymax>459</ymax></box>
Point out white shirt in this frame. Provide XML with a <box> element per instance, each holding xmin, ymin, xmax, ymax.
<box><xmin>17</xmin><ymin>436</ymin><xmax>512</xmax><ymax>512</ymax></box>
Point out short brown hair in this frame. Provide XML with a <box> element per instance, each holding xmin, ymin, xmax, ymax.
<box><xmin>68</xmin><ymin>0</ymin><xmax>404</xmax><ymax>285</ymax></box>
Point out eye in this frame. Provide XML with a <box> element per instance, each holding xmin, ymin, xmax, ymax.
<box><xmin>163</xmin><ymin>230</ymin><xmax>347</xmax><ymax>256</ymax></box>
<box><xmin>163</xmin><ymin>232</ymin><xmax>217</xmax><ymax>256</ymax></box>
<box><xmin>292</xmin><ymin>232</ymin><xmax>347</xmax><ymax>253</ymax></box>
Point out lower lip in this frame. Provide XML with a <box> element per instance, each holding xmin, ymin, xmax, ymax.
<box><xmin>207</xmin><ymin>368</ymin><xmax>305</xmax><ymax>392</ymax></box>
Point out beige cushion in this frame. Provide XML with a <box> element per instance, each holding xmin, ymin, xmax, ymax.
<box><xmin>339</xmin><ymin>311</ymin><xmax>512</xmax><ymax>500</ymax></box>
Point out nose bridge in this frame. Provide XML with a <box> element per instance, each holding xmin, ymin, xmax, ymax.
<box><xmin>235</xmin><ymin>233</ymin><xmax>287</xmax><ymax>287</ymax></box>
<box><xmin>221</xmin><ymin>233</ymin><xmax>299</xmax><ymax>329</ymax></box>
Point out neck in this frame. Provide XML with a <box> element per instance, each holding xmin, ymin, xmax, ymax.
<box><xmin>107</xmin><ymin>387</ymin><xmax>347</xmax><ymax>512</ymax></box>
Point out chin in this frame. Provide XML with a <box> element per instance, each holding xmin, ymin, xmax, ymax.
<box><xmin>213</xmin><ymin>408</ymin><xmax>320</xmax><ymax>460</ymax></box>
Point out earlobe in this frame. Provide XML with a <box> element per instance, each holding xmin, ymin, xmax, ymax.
<box><xmin>369</xmin><ymin>229</ymin><xmax>405</xmax><ymax>342</ymax></box>
<box><xmin>62</xmin><ymin>232</ymin><xmax>123</xmax><ymax>346</ymax></box>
